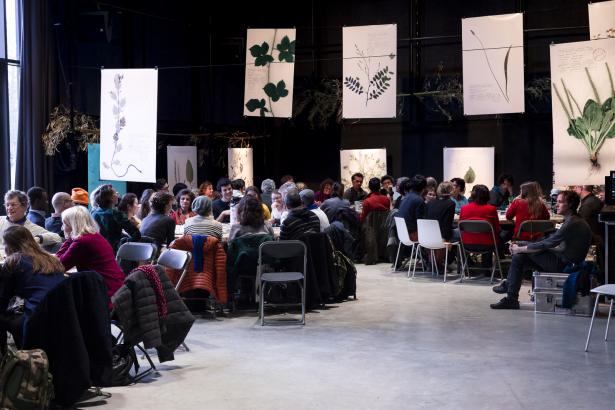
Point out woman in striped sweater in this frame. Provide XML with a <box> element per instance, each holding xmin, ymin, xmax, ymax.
<box><xmin>183</xmin><ymin>195</ymin><xmax>223</xmax><ymax>240</ymax></box>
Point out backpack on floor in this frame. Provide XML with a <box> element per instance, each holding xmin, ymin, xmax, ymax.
<box><xmin>0</xmin><ymin>346</ymin><xmax>54</xmax><ymax>410</ymax></box>
<box><xmin>111</xmin><ymin>343</ymin><xmax>138</xmax><ymax>387</ymax></box>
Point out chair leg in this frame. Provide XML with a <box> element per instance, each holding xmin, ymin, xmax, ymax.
<box><xmin>393</xmin><ymin>242</ymin><xmax>402</xmax><ymax>272</ymax></box>
<box><xmin>260</xmin><ymin>281</ymin><xmax>266</xmax><ymax>326</ymax></box>
<box><xmin>606</xmin><ymin>298</ymin><xmax>614</xmax><ymax>341</ymax></box>
<box><xmin>489</xmin><ymin>253</ymin><xmax>497</xmax><ymax>284</ymax></box>
<box><xmin>585</xmin><ymin>294</ymin><xmax>601</xmax><ymax>352</ymax></box>
<box><xmin>301</xmin><ymin>281</ymin><xmax>306</xmax><ymax>325</ymax></box>
<box><xmin>412</xmin><ymin>245</ymin><xmax>420</xmax><ymax>279</ymax></box>
<box><xmin>407</xmin><ymin>244</ymin><xmax>415</xmax><ymax>278</ymax></box>
<box><xmin>443</xmin><ymin>247</ymin><xmax>449</xmax><ymax>283</ymax></box>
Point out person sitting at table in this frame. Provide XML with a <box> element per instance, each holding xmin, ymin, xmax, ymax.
<box><xmin>425</xmin><ymin>181</ymin><xmax>456</xmax><ymax>242</ymax></box>
<box><xmin>71</xmin><ymin>187</ymin><xmax>89</xmax><ymax>208</ymax></box>
<box><xmin>45</xmin><ymin>192</ymin><xmax>73</xmax><ymax>237</ymax></box>
<box><xmin>26</xmin><ymin>187</ymin><xmax>49</xmax><ymax>228</ymax></box>
<box><xmin>140</xmin><ymin>191</ymin><xmax>176</xmax><ymax>247</ymax></box>
<box><xmin>489</xmin><ymin>173</ymin><xmax>514</xmax><ymax>211</ymax></box>
<box><xmin>398</xmin><ymin>175</ymin><xmax>426</xmax><ymax>241</ymax></box>
<box><xmin>343</xmin><ymin>173</ymin><xmax>367</xmax><ymax>203</ymax></box>
<box><xmin>300</xmin><ymin>189</ymin><xmax>330</xmax><ymax>232</ymax></box>
<box><xmin>212</xmin><ymin>178</ymin><xmax>233</xmax><ymax>223</ymax></box>
<box><xmin>118</xmin><ymin>193</ymin><xmax>141</xmax><ymax>229</ymax></box>
<box><xmin>491</xmin><ymin>190</ymin><xmax>593</xmax><ymax>309</ymax></box>
<box><xmin>229</xmin><ymin>196</ymin><xmax>274</xmax><ymax>241</ymax></box>
<box><xmin>0</xmin><ymin>190</ymin><xmax>62</xmax><ymax>252</ymax></box>
<box><xmin>0</xmin><ymin>226</ymin><xmax>66</xmax><ymax>353</ymax></box>
<box><xmin>392</xmin><ymin>177</ymin><xmax>409</xmax><ymax>209</ymax></box>
<box><xmin>91</xmin><ymin>184</ymin><xmax>141</xmax><ymax>254</ymax></box>
<box><xmin>459</xmin><ymin>184</ymin><xmax>502</xmax><ymax>267</ymax></box>
<box><xmin>198</xmin><ymin>181</ymin><xmax>216</xmax><ymax>200</ymax></box>
<box><xmin>424</xmin><ymin>185</ymin><xmax>437</xmax><ymax>204</ymax></box>
<box><xmin>505</xmin><ymin>181</ymin><xmax>550</xmax><ymax>242</ymax></box>
<box><xmin>450</xmin><ymin>178</ymin><xmax>469</xmax><ymax>214</ymax></box>
<box><xmin>320</xmin><ymin>182</ymin><xmax>351</xmax><ymax>222</ymax></box>
<box><xmin>260</xmin><ymin>179</ymin><xmax>276</xmax><ymax>210</ymax></box>
<box><xmin>137</xmin><ymin>189</ymin><xmax>155</xmax><ymax>220</ymax></box>
<box><xmin>184</xmin><ymin>195</ymin><xmax>223</xmax><ymax>240</ymax></box>
<box><xmin>280</xmin><ymin>192</ymin><xmax>320</xmax><ymax>240</ymax></box>
<box><xmin>360</xmin><ymin>178</ymin><xmax>390</xmax><ymax>223</ymax></box>
<box><xmin>380</xmin><ymin>175</ymin><xmax>395</xmax><ymax>197</ymax></box>
<box><xmin>56</xmin><ymin>206</ymin><xmax>124</xmax><ymax>307</ymax></box>
<box><xmin>315</xmin><ymin>178</ymin><xmax>334</xmax><ymax>205</ymax></box>
<box><xmin>170</xmin><ymin>189</ymin><xmax>196</xmax><ymax>225</ymax></box>
<box><xmin>270</xmin><ymin>190</ymin><xmax>284</xmax><ymax>225</ymax></box>
<box><xmin>245</xmin><ymin>186</ymin><xmax>272</xmax><ymax>220</ymax></box>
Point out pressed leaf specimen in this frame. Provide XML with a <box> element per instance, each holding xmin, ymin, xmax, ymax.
<box><xmin>469</xmin><ymin>29</ymin><xmax>511</xmax><ymax>103</ymax></box>
<box><xmin>553</xmin><ymin>62</ymin><xmax>615</xmax><ymax>171</ymax></box>
<box><xmin>344</xmin><ymin>44</ymin><xmax>395</xmax><ymax>107</ymax></box>
<box><xmin>245</xmin><ymin>30</ymin><xmax>295</xmax><ymax>117</ymax></box>
<box><xmin>464</xmin><ymin>166</ymin><xmax>476</xmax><ymax>184</ymax></box>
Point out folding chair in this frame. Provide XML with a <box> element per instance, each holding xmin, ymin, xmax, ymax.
<box><xmin>415</xmin><ymin>219</ymin><xmax>463</xmax><ymax>282</ymax></box>
<box><xmin>393</xmin><ymin>217</ymin><xmax>423</xmax><ymax>278</ymax></box>
<box><xmin>514</xmin><ymin>220</ymin><xmax>555</xmax><ymax>242</ymax></box>
<box><xmin>116</xmin><ymin>242</ymin><xmax>158</xmax><ymax>274</ymax></box>
<box><xmin>458</xmin><ymin>220</ymin><xmax>505</xmax><ymax>284</ymax></box>
<box><xmin>585</xmin><ymin>284</ymin><xmax>615</xmax><ymax>351</ymax></box>
<box><xmin>258</xmin><ymin>240</ymin><xmax>307</xmax><ymax>326</ymax></box>
<box><xmin>157</xmin><ymin>249</ymin><xmax>192</xmax><ymax>351</ymax></box>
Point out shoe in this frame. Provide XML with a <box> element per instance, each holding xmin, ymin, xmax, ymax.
<box><xmin>492</xmin><ymin>280</ymin><xmax>508</xmax><ymax>294</ymax></box>
<box><xmin>490</xmin><ymin>297</ymin><xmax>520</xmax><ymax>310</ymax></box>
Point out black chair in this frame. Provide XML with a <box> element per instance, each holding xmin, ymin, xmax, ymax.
<box><xmin>458</xmin><ymin>220</ymin><xmax>505</xmax><ymax>284</ymax></box>
<box><xmin>514</xmin><ymin>220</ymin><xmax>555</xmax><ymax>242</ymax></box>
<box><xmin>258</xmin><ymin>240</ymin><xmax>307</xmax><ymax>326</ymax></box>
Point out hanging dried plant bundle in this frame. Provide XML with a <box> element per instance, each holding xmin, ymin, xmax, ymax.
<box><xmin>41</xmin><ymin>105</ymin><xmax>99</xmax><ymax>156</ymax></box>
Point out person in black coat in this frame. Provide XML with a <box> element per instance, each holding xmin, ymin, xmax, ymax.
<box><xmin>280</xmin><ymin>192</ymin><xmax>320</xmax><ymax>240</ymax></box>
<box><xmin>425</xmin><ymin>181</ymin><xmax>456</xmax><ymax>241</ymax></box>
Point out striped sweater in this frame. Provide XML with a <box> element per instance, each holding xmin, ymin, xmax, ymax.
<box><xmin>183</xmin><ymin>215</ymin><xmax>223</xmax><ymax>240</ymax></box>
<box><xmin>279</xmin><ymin>208</ymin><xmax>321</xmax><ymax>240</ymax></box>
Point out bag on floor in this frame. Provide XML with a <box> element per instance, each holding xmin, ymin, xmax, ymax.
<box><xmin>334</xmin><ymin>251</ymin><xmax>357</xmax><ymax>300</ymax></box>
<box><xmin>0</xmin><ymin>346</ymin><xmax>54</xmax><ymax>410</ymax></box>
<box><xmin>111</xmin><ymin>343</ymin><xmax>138</xmax><ymax>386</ymax></box>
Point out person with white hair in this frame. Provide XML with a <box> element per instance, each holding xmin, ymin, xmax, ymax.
<box><xmin>0</xmin><ymin>190</ymin><xmax>62</xmax><ymax>256</ymax></box>
<box><xmin>45</xmin><ymin>192</ymin><xmax>73</xmax><ymax>237</ymax></box>
<box><xmin>55</xmin><ymin>206</ymin><xmax>124</xmax><ymax>306</ymax></box>
<box><xmin>184</xmin><ymin>195</ymin><xmax>223</xmax><ymax>240</ymax></box>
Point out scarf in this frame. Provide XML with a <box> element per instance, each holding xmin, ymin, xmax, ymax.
<box><xmin>132</xmin><ymin>265</ymin><xmax>167</xmax><ymax>318</ymax></box>
<box><xmin>192</xmin><ymin>234</ymin><xmax>207</xmax><ymax>273</ymax></box>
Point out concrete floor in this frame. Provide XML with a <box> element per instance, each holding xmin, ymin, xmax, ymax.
<box><xmin>100</xmin><ymin>264</ymin><xmax>615</xmax><ymax>410</ymax></box>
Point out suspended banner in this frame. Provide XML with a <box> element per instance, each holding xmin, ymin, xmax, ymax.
<box><xmin>100</xmin><ymin>68</ymin><xmax>158</xmax><ymax>182</ymax></box>
<box><xmin>244</xmin><ymin>28</ymin><xmax>296</xmax><ymax>118</ymax></box>
<box><xmin>342</xmin><ymin>24</ymin><xmax>397</xmax><ymax>119</ymax></box>
<box><xmin>167</xmin><ymin>146</ymin><xmax>197</xmax><ymax>190</ymax></box>
<box><xmin>462</xmin><ymin>13</ymin><xmax>525</xmax><ymax>115</ymax></box>
<box><xmin>588</xmin><ymin>1</ymin><xmax>615</xmax><ymax>40</ymax></box>
<box><xmin>551</xmin><ymin>39</ymin><xmax>615</xmax><ymax>185</ymax></box>
<box><xmin>443</xmin><ymin>147</ymin><xmax>494</xmax><ymax>194</ymax></box>
<box><xmin>228</xmin><ymin>148</ymin><xmax>254</xmax><ymax>187</ymax></box>
<box><xmin>339</xmin><ymin>149</ymin><xmax>387</xmax><ymax>189</ymax></box>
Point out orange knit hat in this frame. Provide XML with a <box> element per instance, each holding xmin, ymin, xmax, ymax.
<box><xmin>71</xmin><ymin>187</ymin><xmax>89</xmax><ymax>205</ymax></box>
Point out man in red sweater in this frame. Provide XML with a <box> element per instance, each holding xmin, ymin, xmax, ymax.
<box><xmin>360</xmin><ymin>178</ymin><xmax>391</xmax><ymax>222</ymax></box>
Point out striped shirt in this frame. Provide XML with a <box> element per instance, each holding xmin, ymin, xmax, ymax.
<box><xmin>279</xmin><ymin>208</ymin><xmax>321</xmax><ymax>241</ymax></box>
<box><xmin>183</xmin><ymin>215</ymin><xmax>223</xmax><ymax>240</ymax></box>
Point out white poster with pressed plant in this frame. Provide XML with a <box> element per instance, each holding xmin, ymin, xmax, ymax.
<box><xmin>167</xmin><ymin>146</ymin><xmax>197</xmax><ymax>190</ymax></box>
<box><xmin>339</xmin><ymin>149</ymin><xmax>387</xmax><ymax>189</ymax></box>
<box><xmin>244</xmin><ymin>28</ymin><xmax>295</xmax><ymax>118</ymax></box>
<box><xmin>342</xmin><ymin>24</ymin><xmax>397</xmax><ymax>119</ymax></box>
<box><xmin>443</xmin><ymin>147</ymin><xmax>494</xmax><ymax>194</ymax></box>
<box><xmin>462</xmin><ymin>13</ymin><xmax>524</xmax><ymax>115</ymax></box>
<box><xmin>100</xmin><ymin>69</ymin><xmax>158</xmax><ymax>182</ymax></box>
<box><xmin>228</xmin><ymin>148</ymin><xmax>254</xmax><ymax>187</ymax></box>
<box><xmin>551</xmin><ymin>39</ymin><xmax>615</xmax><ymax>185</ymax></box>
<box><xmin>589</xmin><ymin>1</ymin><xmax>615</xmax><ymax>40</ymax></box>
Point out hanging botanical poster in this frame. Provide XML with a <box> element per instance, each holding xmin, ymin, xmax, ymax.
<box><xmin>589</xmin><ymin>1</ymin><xmax>615</xmax><ymax>40</ymax></box>
<box><xmin>339</xmin><ymin>149</ymin><xmax>387</xmax><ymax>189</ymax></box>
<box><xmin>228</xmin><ymin>148</ymin><xmax>254</xmax><ymax>187</ymax></box>
<box><xmin>443</xmin><ymin>147</ymin><xmax>494</xmax><ymax>194</ymax></box>
<box><xmin>551</xmin><ymin>39</ymin><xmax>615</xmax><ymax>185</ymax></box>
<box><xmin>342</xmin><ymin>24</ymin><xmax>397</xmax><ymax>119</ymax></box>
<box><xmin>88</xmin><ymin>143</ymin><xmax>126</xmax><ymax>204</ymax></box>
<box><xmin>462</xmin><ymin>13</ymin><xmax>525</xmax><ymax>115</ymax></box>
<box><xmin>244</xmin><ymin>28</ymin><xmax>296</xmax><ymax>118</ymax></box>
<box><xmin>167</xmin><ymin>146</ymin><xmax>197</xmax><ymax>190</ymax></box>
<box><xmin>100</xmin><ymin>69</ymin><xmax>158</xmax><ymax>182</ymax></box>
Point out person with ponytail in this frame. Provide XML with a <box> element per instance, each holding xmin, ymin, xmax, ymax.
<box><xmin>505</xmin><ymin>181</ymin><xmax>550</xmax><ymax>242</ymax></box>
<box><xmin>0</xmin><ymin>226</ymin><xmax>66</xmax><ymax>353</ymax></box>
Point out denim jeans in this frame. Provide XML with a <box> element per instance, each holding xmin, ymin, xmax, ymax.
<box><xmin>506</xmin><ymin>251</ymin><xmax>565</xmax><ymax>300</ymax></box>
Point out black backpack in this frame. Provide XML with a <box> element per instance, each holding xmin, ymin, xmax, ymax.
<box><xmin>111</xmin><ymin>344</ymin><xmax>138</xmax><ymax>386</ymax></box>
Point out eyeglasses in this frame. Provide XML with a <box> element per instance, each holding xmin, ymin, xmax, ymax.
<box><xmin>4</xmin><ymin>202</ymin><xmax>22</xmax><ymax>208</ymax></box>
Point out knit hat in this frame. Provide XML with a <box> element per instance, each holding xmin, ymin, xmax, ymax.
<box><xmin>191</xmin><ymin>195</ymin><xmax>212</xmax><ymax>217</ymax></box>
<box><xmin>261</xmin><ymin>179</ymin><xmax>276</xmax><ymax>194</ymax></box>
<box><xmin>299</xmin><ymin>189</ymin><xmax>315</xmax><ymax>206</ymax></box>
<box><xmin>71</xmin><ymin>188</ymin><xmax>89</xmax><ymax>205</ymax></box>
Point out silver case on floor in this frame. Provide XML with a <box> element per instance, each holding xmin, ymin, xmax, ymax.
<box><xmin>532</xmin><ymin>272</ymin><xmax>568</xmax><ymax>291</ymax></box>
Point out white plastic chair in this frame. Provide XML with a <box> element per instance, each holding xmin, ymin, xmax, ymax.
<box><xmin>393</xmin><ymin>217</ymin><xmax>422</xmax><ymax>278</ymax></box>
<box><xmin>584</xmin><ymin>284</ymin><xmax>615</xmax><ymax>352</ymax></box>
<box><xmin>414</xmin><ymin>219</ymin><xmax>462</xmax><ymax>282</ymax></box>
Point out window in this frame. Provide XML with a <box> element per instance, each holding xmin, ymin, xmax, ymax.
<box><xmin>1</xmin><ymin>0</ymin><xmax>21</xmax><ymax>189</ymax></box>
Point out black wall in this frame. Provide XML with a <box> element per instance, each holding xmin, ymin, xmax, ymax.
<box><xmin>50</xmin><ymin>0</ymin><xmax>595</xmax><ymax>194</ymax></box>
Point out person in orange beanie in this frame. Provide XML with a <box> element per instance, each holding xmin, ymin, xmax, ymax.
<box><xmin>71</xmin><ymin>188</ymin><xmax>89</xmax><ymax>207</ymax></box>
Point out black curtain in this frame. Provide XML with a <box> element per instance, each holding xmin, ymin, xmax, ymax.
<box><xmin>0</xmin><ymin>62</ymin><xmax>10</xmax><ymax>199</ymax></box>
<box><xmin>15</xmin><ymin>0</ymin><xmax>56</xmax><ymax>192</ymax></box>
